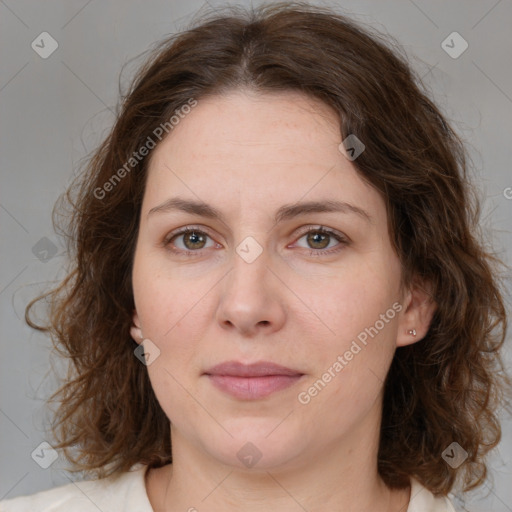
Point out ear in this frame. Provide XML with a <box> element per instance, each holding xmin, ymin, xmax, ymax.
<box><xmin>130</xmin><ymin>309</ymin><xmax>144</xmax><ymax>345</ymax></box>
<box><xmin>396</xmin><ymin>277</ymin><xmax>437</xmax><ymax>347</ymax></box>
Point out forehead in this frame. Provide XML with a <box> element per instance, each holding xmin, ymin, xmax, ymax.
<box><xmin>143</xmin><ymin>90</ymin><xmax>383</xmax><ymax>220</ymax></box>
<box><xmin>151</xmin><ymin>89</ymin><xmax>339</xmax><ymax>162</ymax></box>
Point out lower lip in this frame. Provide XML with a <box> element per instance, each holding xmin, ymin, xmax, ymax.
<box><xmin>206</xmin><ymin>374</ymin><xmax>303</xmax><ymax>400</ymax></box>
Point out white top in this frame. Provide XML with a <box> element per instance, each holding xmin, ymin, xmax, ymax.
<box><xmin>0</xmin><ymin>464</ymin><xmax>457</xmax><ymax>511</ymax></box>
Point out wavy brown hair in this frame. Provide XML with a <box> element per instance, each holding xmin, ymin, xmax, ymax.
<box><xmin>26</xmin><ymin>0</ymin><xmax>512</xmax><ymax>497</ymax></box>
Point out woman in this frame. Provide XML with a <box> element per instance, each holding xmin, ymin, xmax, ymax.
<box><xmin>2</xmin><ymin>2</ymin><xmax>510</xmax><ymax>511</ymax></box>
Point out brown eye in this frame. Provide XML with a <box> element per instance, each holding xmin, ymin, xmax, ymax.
<box><xmin>294</xmin><ymin>227</ymin><xmax>348</xmax><ymax>254</ymax></box>
<box><xmin>164</xmin><ymin>227</ymin><xmax>216</xmax><ymax>255</ymax></box>
<box><xmin>305</xmin><ymin>231</ymin><xmax>331</xmax><ymax>250</ymax></box>
<box><xmin>180</xmin><ymin>230</ymin><xmax>208</xmax><ymax>250</ymax></box>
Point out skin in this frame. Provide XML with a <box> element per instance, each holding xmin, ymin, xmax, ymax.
<box><xmin>130</xmin><ymin>89</ymin><xmax>436</xmax><ymax>512</ymax></box>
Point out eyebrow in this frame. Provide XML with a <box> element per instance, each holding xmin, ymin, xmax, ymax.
<box><xmin>147</xmin><ymin>197</ymin><xmax>372</xmax><ymax>224</ymax></box>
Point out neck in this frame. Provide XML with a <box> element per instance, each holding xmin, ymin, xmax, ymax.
<box><xmin>146</xmin><ymin>400</ymin><xmax>410</xmax><ymax>512</ymax></box>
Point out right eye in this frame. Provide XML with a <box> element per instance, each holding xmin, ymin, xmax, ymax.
<box><xmin>163</xmin><ymin>226</ymin><xmax>219</xmax><ymax>256</ymax></box>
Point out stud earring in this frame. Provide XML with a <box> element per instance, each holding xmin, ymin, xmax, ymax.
<box><xmin>407</xmin><ymin>329</ymin><xmax>417</xmax><ymax>336</ymax></box>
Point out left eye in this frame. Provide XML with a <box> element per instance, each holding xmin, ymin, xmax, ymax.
<box><xmin>294</xmin><ymin>227</ymin><xmax>346</xmax><ymax>252</ymax></box>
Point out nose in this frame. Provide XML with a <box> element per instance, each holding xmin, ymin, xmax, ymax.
<box><xmin>215</xmin><ymin>246</ymin><xmax>287</xmax><ymax>337</ymax></box>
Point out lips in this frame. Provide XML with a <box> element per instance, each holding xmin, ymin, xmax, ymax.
<box><xmin>204</xmin><ymin>361</ymin><xmax>304</xmax><ymax>400</ymax></box>
<box><xmin>205</xmin><ymin>360</ymin><xmax>303</xmax><ymax>377</ymax></box>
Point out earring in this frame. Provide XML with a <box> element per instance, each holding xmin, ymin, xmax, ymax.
<box><xmin>407</xmin><ymin>329</ymin><xmax>417</xmax><ymax>336</ymax></box>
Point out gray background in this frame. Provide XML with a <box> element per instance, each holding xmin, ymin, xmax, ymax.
<box><xmin>1</xmin><ymin>0</ymin><xmax>511</xmax><ymax>510</ymax></box>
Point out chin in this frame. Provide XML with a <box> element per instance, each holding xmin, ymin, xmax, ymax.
<box><xmin>199</xmin><ymin>424</ymin><xmax>307</xmax><ymax>471</ymax></box>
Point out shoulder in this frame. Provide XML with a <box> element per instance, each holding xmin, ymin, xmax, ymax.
<box><xmin>0</xmin><ymin>469</ymin><xmax>459</xmax><ymax>512</ymax></box>
<box><xmin>0</xmin><ymin>464</ymin><xmax>152</xmax><ymax>512</ymax></box>
<box><xmin>407</xmin><ymin>477</ymin><xmax>458</xmax><ymax>512</ymax></box>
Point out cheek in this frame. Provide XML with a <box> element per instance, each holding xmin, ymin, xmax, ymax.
<box><xmin>133</xmin><ymin>277</ymin><xmax>209</xmax><ymax>425</ymax></box>
<box><xmin>132</xmin><ymin>252</ymin><xmax>214</xmax><ymax>339</ymax></box>
<box><xmin>131</xmin><ymin>264</ymin><xmax>200</xmax><ymax>406</ymax></box>
<box><xmin>294</xmin><ymin>256</ymin><xmax>400</xmax><ymax>409</ymax></box>
<box><xmin>299</xmin><ymin>255</ymin><xmax>400</xmax><ymax>347</ymax></box>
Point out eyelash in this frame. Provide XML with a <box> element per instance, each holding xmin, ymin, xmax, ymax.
<box><xmin>162</xmin><ymin>225</ymin><xmax>349</xmax><ymax>258</ymax></box>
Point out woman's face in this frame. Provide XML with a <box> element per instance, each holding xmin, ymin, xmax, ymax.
<box><xmin>131</xmin><ymin>90</ymin><xmax>419</xmax><ymax>471</ymax></box>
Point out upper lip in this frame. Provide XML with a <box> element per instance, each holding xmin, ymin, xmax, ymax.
<box><xmin>204</xmin><ymin>360</ymin><xmax>303</xmax><ymax>377</ymax></box>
